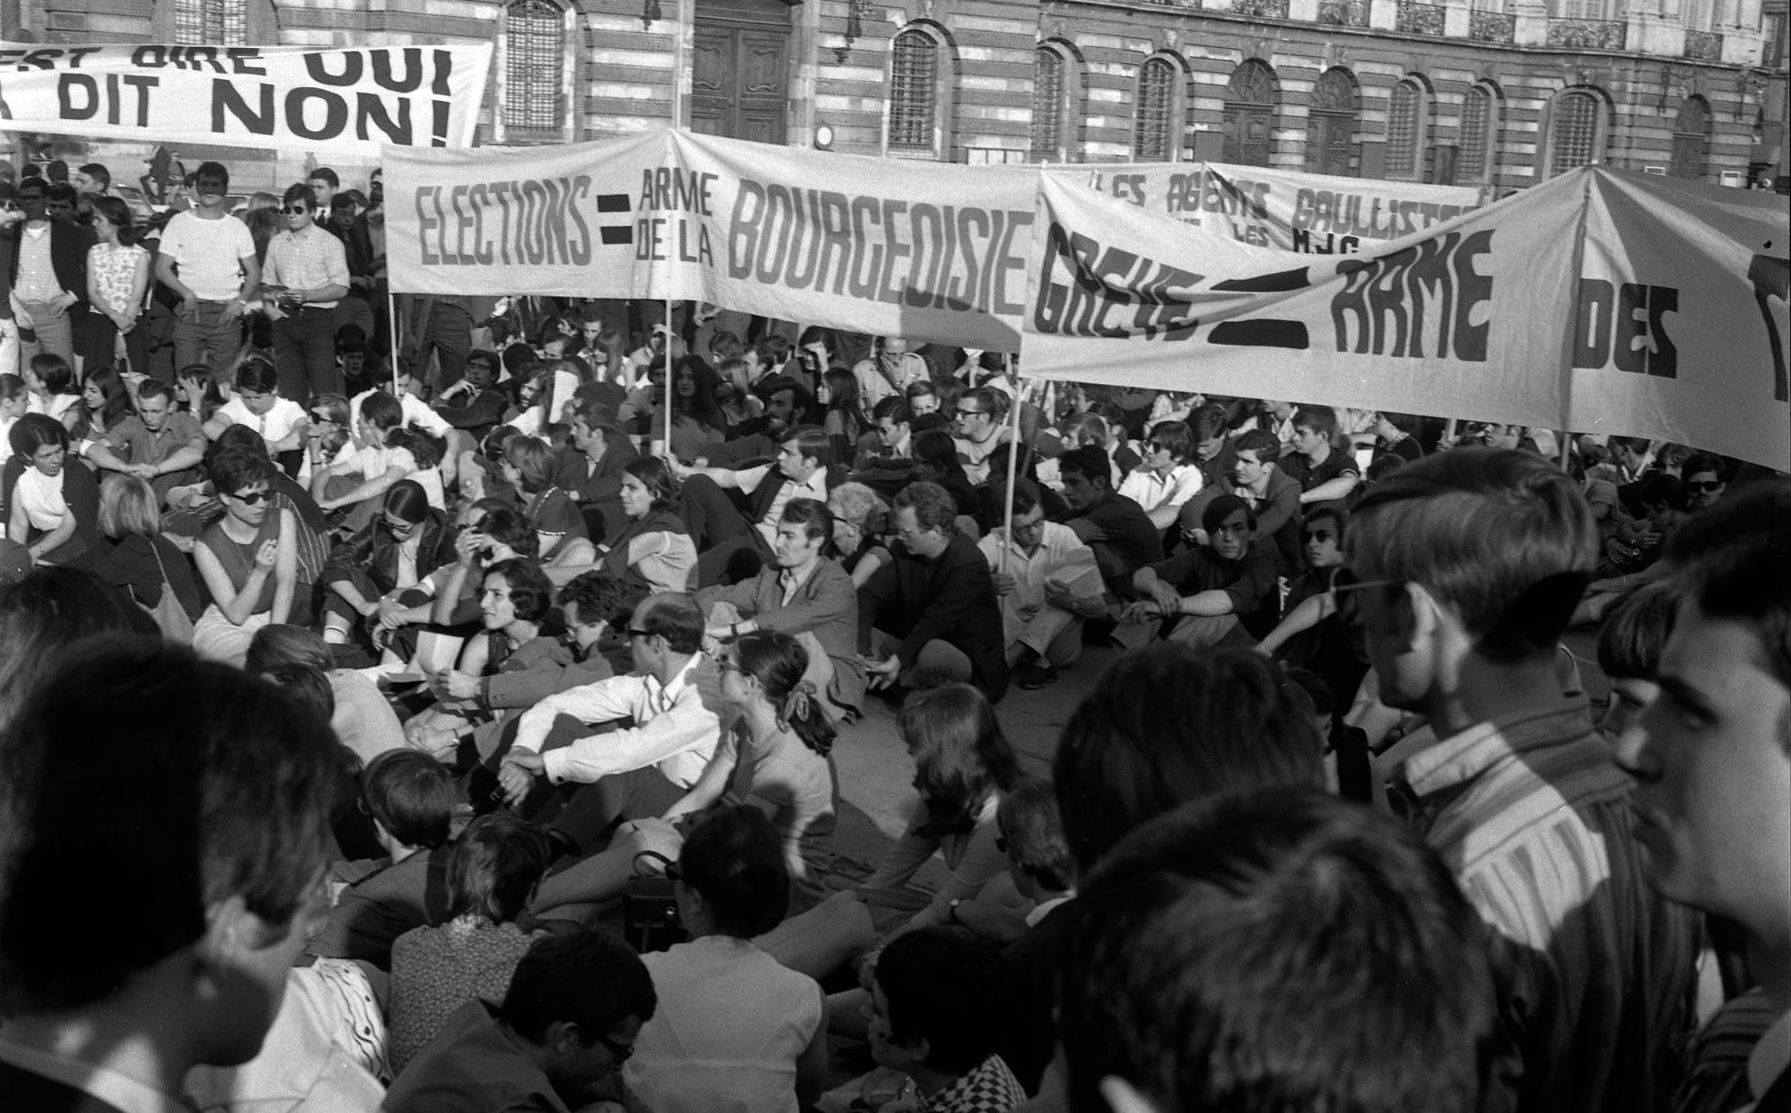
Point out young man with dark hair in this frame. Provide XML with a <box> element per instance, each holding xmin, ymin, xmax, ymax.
<box><xmin>992</xmin><ymin>778</ymin><xmax>1078</xmax><ymax>1093</ymax></box>
<box><xmin>866</xmin><ymin>928</ymin><xmax>1026</xmax><ymax>1112</ymax></box>
<box><xmin>1119</xmin><ymin>494</ymin><xmax>1278</xmax><ymax>651</ymax></box>
<box><xmin>1615</xmin><ymin>479</ymin><xmax>1791</xmax><ymax>1110</ymax></box>
<box><xmin>82</xmin><ymin>376</ymin><xmax>208</xmax><ymax>502</ymax></box>
<box><xmin>385</xmin><ymin>928</ymin><xmax>657</xmax><ymax>1113</ymax></box>
<box><xmin>1280</xmin><ymin>404</ymin><xmax>1359</xmax><ymax>510</ymax></box>
<box><xmin>1058</xmin><ymin>787</ymin><xmax>1503</xmax><ymax>1113</ymax></box>
<box><xmin>0</xmin><ymin>639</ymin><xmax>341</xmax><ymax>1110</ymax></box>
<box><xmin>72</xmin><ymin>162</ymin><xmax>113</xmax><ymax>195</ymax></box>
<box><xmin>156</xmin><ymin>160</ymin><xmax>260</xmax><ymax>379</ymax></box>
<box><xmin>10</xmin><ymin>173</ymin><xmax>92</xmax><ymax>366</ymax></box>
<box><xmin>306</xmin><ymin>166</ymin><xmax>340</xmax><ymax>211</ymax></box>
<box><xmin>1346</xmin><ymin>447</ymin><xmax>1699</xmax><ymax>1113</ymax></box>
<box><xmin>1117</xmin><ymin>418</ymin><xmax>1204</xmax><ymax>531</ymax></box>
<box><xmin>676</xmin><ymin>424</ymin><xmax>846</xmax><ymax>583</ymax></box>
<box><xmin>1054</xmin><ymin>443</ymin><xmax>1162</xmax><ymax>596</ymax></box>
<box><xmin>1680</xmin><ymin>450</ymin><xmax>1727</xmax><ymax>511</ymax></box>
<box><xmin>979</xmin><ymin>476</ymin><xmax>1109</xmax><ymax>689</ymax></box>
<box><xmin>859</xmin><ymin>479</ymin><xmax>1009</xmax><ymax>700</ymax></box>
<box><xmin>262</xmin><ymin>182</ymin><xmax>351</xmax><ymax>400</ymax></box>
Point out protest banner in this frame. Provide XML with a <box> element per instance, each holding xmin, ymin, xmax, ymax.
<box><xmin>1049</xmin><ymin>161</ymin><xmax>1490</xmax><ymax>255</ymax></box>
<box><xmin>388</xmin><ymin>130</ymin><xmax>1037</xmax><ymax>350</ymax></box>
<box><xmin>1020</xmin><ymin>166</ymin><xmax>1791</xmax><ymax>470</ymax></box>
<box><xmin>0</xmin><ymin>42</ymin><xmax>490</xmax><ymax>156</ymax></box>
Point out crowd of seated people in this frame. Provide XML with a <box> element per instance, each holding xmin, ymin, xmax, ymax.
<box><xmin>0</xmin><ymin>256</ymin><xmax>1786</xmax><ymax>1113</ymax></box>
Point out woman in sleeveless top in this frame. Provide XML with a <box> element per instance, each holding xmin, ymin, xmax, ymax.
<box><xmin>192</xmin><ymin>450</ymin><xmax>298</xmax><ymax>666</ymax></box>
<box><xmin>597</xmin><ymin>456</ymin><xmax>695</xmax><ymax>594</ymax></box>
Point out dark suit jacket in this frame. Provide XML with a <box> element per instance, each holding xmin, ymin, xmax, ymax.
<box><xmin>321</xmin><ymin>508</ymin><xmax>457</xmax><ymax>595</ymax></box>
<box><xmin>858</xmin><ymin>533</ymin><xmax>1010</xmax><ymax>701</ymax></box>
<box><xmin>8</xmin><ymin>220</ymin><xmax>94</xmax><ymax>309</ymax></box>
<box><xmin>697</xmin><ymin>558</ymin><xmax>865</xmax><ymax>711</ymax></box>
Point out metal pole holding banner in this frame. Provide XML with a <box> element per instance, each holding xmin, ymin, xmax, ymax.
<box><xmin>999</xmin><ymin>369</ymin><xmax>1024</xmax><ymax>575</ymax></box>
<box><xmin>664</xmin><ymin>296</ymin><xmax>676</xmax><ymax>458</ymax></box>
<box><xmin>388</xmin><ymin>291</ymin><xmax>402</xmax><ymax>397</ymax></box>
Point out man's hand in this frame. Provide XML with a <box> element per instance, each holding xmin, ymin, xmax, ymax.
<box><xmin>990</xmin><ymin>571</ymin><xmax>1016</xmax><ymax>596</ymax></box>
<box><xmin>1148</xmin><ymin>580</ymin><xmax>1181</xmax><ymax>614</ymax></box>
<box><xmin>126</xmin><ymin>463</ymin><xmax>159</xmax><ymax>481</ymax></box>
<box><xmin>438</xmin><ymin>668</ymin><xmax>480</xmax><ymax>701</ymax></box>
<box><xmin>1042</xmin><ymin>580</ymin><xmax>1077</xmax><ymax>611</ymax></box>
<box><xmin>1120</xmin><ymin>599</ymin><xmax>1162</xmax><ymax>623</ymax></box>
<box><xmin>862</xmin><ymin>654</ymin><xmax>902</xmax><ymax>691</ymax></box>
<box><xmin>375</xmin><ymin>596</ymin><xmax>409</xmax><ymax>630</ymax></box>
<box><xmin>499</xmin><ymin>750</ymin><xmax>546</xmax><ymax>807</ymax></box>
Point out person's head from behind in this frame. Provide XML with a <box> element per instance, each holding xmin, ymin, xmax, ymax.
<box><xmin>1594</xmin><ymin>581</ymin><xmax>1679</xmax><ymax>740</ymax></box>
<box><xmin>1058</xmin><ymin>445</ymin><xmax>1113</xmax><ymax>513</ymax></box>
<box><xmin>866</xmin><ymin>928</ymin><xmax>1006</xmax><ymax>1082</ymax></box>
<box><xmin>358</xmin><ymin>389</ymin><xmax>403</xmax><ymax>442</ymax></box>
<box><xmin>723</xmin><ymin>630</ymin><xmax>835</xmax><ymax>755</ymax></box>
<box><xmin>0</xmin><ymin>568</ymin><xmax>158</xmax><ymax>728</ymax></box>
<box><xmin>497</xmin><ymin>929</ymin><xmax>657</xmax><ymax>1097</ymax></box>
<box><xmin>1615</xmin><ymin>480</ymin><xmax>1791</xmax><ymax>934</ymax></box>
<box><xmin>900</xmin><ymin>683</ymin><xmax>1021</xmax><ymax>838</ymax></box>
<box><xmin>97</xmin><ymin>473</ymin><xmax>162</xmax><ymax>542</ymax></box>
<box><xmin>674</xmin><ymin>804</ymin><xmax>789</xmax><ymax>939</ymax></box>
<box><xmin>358</xmin><ymin>748</ymin><xmax>455</xmax><ymax>853</ymax></box>
<box><xmin>470</xmin><ymin>503</ymin><xmax>539</xmax><ymax>563</ymax></box>
<box><xmin>446</xmin><ymin>813</ymin><xmax>554</xmax><ymax>926</ymax></box>
<box><xmin>1055</xmin><ymin>645</ymin><xmax>1324</xmax><ymax>878</ymax></box>
<box><xmin>1059</xmin><ymin>786</ymin><xmax>1500</xmax><ymax>1113</ymax></box>
<box><xmin>997</xmin><ymin>778</ymin><xmax>1074</xmax><ymax>901</ymax></box>
<box><xmin>0</xmin><ymin>639</ymin><xmax>340</xmax><ymax>1065</ymax></box>
<box><xmin>1344</xmin><ymin>448</ymin><xmax>1597</xmax><ymax>715</ymax></box>
<box><xmin>910</xmin><ymin>430</ymin><xmax>961</xmax><ymax>486</ymax></box>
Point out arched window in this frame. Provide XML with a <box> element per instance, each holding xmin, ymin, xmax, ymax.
<box><xmin>1306</xmin><ymin>67</ymin><xmax>1359</xmax><ymax>176</ymax></box>
<box><xmin>889</xmin><ymin>29</ymin><xmax>942</xmax><ymax>154</ymax></box>
<box><xmin>174</xmin><ymin>0</ymin><xmax>246</xmax><ymax>43</ymax></box>
<box><xmin>1134</xmin><ymin>56</ymin><xmax>1180</xmax><ymax>161</ymax></box>
<box><xmin>1456</xmin><ymin>84</ymin><xmax>1502</xmax><ymax>184</ymax></box>
<box><xmin>1384</xmin><ymin>79</ymin><xmax>1427</xmax><ymax>179</ymax></box>
<box><xmin>501</xmin><ymin>0</ymin><xmax>567</xmax><ymax>139</ymax></box>
<box><xmin>1670</xmin><ymin>96</ymin><xmax>1711</xmax><ymax>179</ymax></box>
<box><xmin>1545</xmin><ymin>88</ymin><xmax>1607</xmax><ymax>176</ymax></box>
<box><xmin>1030</xmin><ymin>46</ymin><xmax>1075</xmax><ymax>163</ymax></box>
<box><xmin>1223</xmin><ymin>59</ymin><xmax>1279</xmax><ymax>167</ymax></box>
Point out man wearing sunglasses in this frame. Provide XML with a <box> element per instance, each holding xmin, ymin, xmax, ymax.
<box><xmin>262</xmin><ymin>183</ymin><xmax>351</xmax><ymax>401</ymax></box>
<box><xmin>385</xmin><ymin>928</ymin><xmax>657</xmax><ymax>1113</ymax></box>
<box><xmin>1347</xmin><ymin>448</ymin><xmax>1699</xmax><ymax>1113</ymax></box>
<box><xmin>155</xmin><ymin>160</ymin><xmax>260</xmax><ymax>379</ymax></box>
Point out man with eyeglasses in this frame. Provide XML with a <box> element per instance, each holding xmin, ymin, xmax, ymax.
<box><xmin>951</xmin><ymin>386</ymin><xmax>1011</xmax><ymax>486</ymax></box>
<box><xmin>498</xmin><ymin>593</ymin><xmax>724</xmax><ymax>852</ymax></box>
<box><xmin>262</xmin><ymin>183</ymin><xmax>351</xmax><ymax>400</ymax></box>
<box><xmin>858</xmin><ymin>479</ymin><xmax>1009</xmax><ymax>700</ymax></box>
<box><xmin>978</xmin><ymin>478</ymin><xmax>1106</xmax><ymax>690</ymax></box>
<box><xmin>1346</xmin><ymin>447</ymin><xmax>1699</xmax><ymax>1113</ymax></box>
<box><xmin>155</xmin><ymin>160</ymin><xmax>260</xmax><ymax>380</ymax></box>
<box><xmin>385</xmin><ymin>928</ymin><xmax>657</xmax><ymax>1113</ymax></box>
<box><xmin>1680</xmin><ymin>451</ymin><xmax>1726</xmax><ymax>511</ymax></box>
<box><xmin>9</xmin><ymin>174</ymin><xmax>92</xmax><ymax>368</ymax></box>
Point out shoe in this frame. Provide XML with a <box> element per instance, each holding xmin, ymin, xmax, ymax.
<box><xmin>1015</xmin><ymin>663</ymin><xmax>1058</xmax><ymax>689</ymax></box>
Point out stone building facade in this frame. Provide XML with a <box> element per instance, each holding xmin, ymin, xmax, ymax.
<box><xmin>5</xmin><ymin>0</ymin><xmax>1783</xmax><ymax>190</ymax></box>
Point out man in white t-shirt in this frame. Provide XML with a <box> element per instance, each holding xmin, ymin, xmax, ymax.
<box><xmin>154</xmin><ymin>161</ymin><xmax>259</xmax><ymax>379</ymax></box>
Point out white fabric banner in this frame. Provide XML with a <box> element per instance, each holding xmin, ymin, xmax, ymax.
<box><xmin>1020</xmin><ymin>167</ymin><xmax>1791</xmax><ymax>470</ymax></box>
<box><xmin>386</xmin><ymin>130</ymin><xmax>1036</xmax><ymax>350</ymax></box>
<box><xmin>0</xmin><ymin>42</ymin><xmax>489</xmax><ymax>156</ymax></box>
<box><xmin>1048</xmin><ymin>161</ymin><xmax>1489</xmax><ymax>254</ymax></box>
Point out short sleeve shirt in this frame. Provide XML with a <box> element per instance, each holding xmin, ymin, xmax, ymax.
<box><xmin>157</xmin><ymin>211</ymin><xmax>256</xmax><ymax>301</ymax></box>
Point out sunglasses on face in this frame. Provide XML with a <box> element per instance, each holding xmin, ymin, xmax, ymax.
<box><xmin>1686</xmin><ymin>480</ymin><xmax>1722</xmax><ymax>492</ymax></box>
<box><xmin>1303</xmin><ymin>529</ymin><xmax>1335</xmax><ymax>543</ymax></box>
<box><xmin>283</xmin><ymin>205</ymin><xmax>309</xmax><ymax>215</ymax></box>
<box><xmin>227</xmin><ymin>488</ymin><xmax>269</xmax><ymax>504</ymax></box>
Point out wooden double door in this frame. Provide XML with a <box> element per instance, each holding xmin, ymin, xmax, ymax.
<box><xmin>691</xmin><ymin>0</ymin><xmax>792</xmax><ymax>144</ymax></box>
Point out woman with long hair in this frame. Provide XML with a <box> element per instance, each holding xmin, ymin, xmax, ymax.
<box><xmin>664</xmin><ymin>355</ymin><xmax>728</xmax><ymax>458</ymax></box>
<box><xmin>594</xmin><ymin>455</ymin><xmax>696</xmax><ymax>595</ymax></box>
<box><xmin>318</xmin><ymin>478</ymin><xmax>456</xmax><ymax>650</ymax></box>
<box><xmin>500</xmin><ymin>434</ymin><xmax>591</xmax><ymax>567</ymax></box>
<box><xmin>81</xmin><ymin>195</ymin><xmax>151</xmax><ymax>375</ymax></box>
<box><xmin>821</xmin><ymin>368</ymin><xmax>867</xmax><ymax>466</ymax></box>
<box><xmin>74</xmin><ymin>363</ymin><xmax>133</xmax><ymax>443</ymax></box>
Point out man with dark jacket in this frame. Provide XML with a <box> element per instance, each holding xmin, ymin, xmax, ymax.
<box><xmin>859</xmin><ymin>480</ymin><xmax>1009</xmax><ymax>701</ymax></box>
<box><xmin>10</xmin><ymin>176</ymin><xmax>92</xmax><ymax>366</ymax></box>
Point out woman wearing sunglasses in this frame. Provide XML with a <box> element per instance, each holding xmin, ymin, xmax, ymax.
<box><xmin>191</xmin><ymin>447</ymin><xmax>299</xmax><ymax>665</ymax></box>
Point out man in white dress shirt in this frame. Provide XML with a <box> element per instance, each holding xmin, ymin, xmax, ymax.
<box><xmin>498</xmin><ymin>593</ymin><xmax>724</xmax><ymax>851</ymax></box>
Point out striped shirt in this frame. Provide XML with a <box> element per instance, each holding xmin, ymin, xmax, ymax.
<box><xmin>1396</xmin><ymin>699</ymin><xmax>1701</xmax><ymax>1113</ymax></box>
<box><xmin>263</xmin><ymin>223</ymin><xmax>349</xmax><ymax>309</ymax></box>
